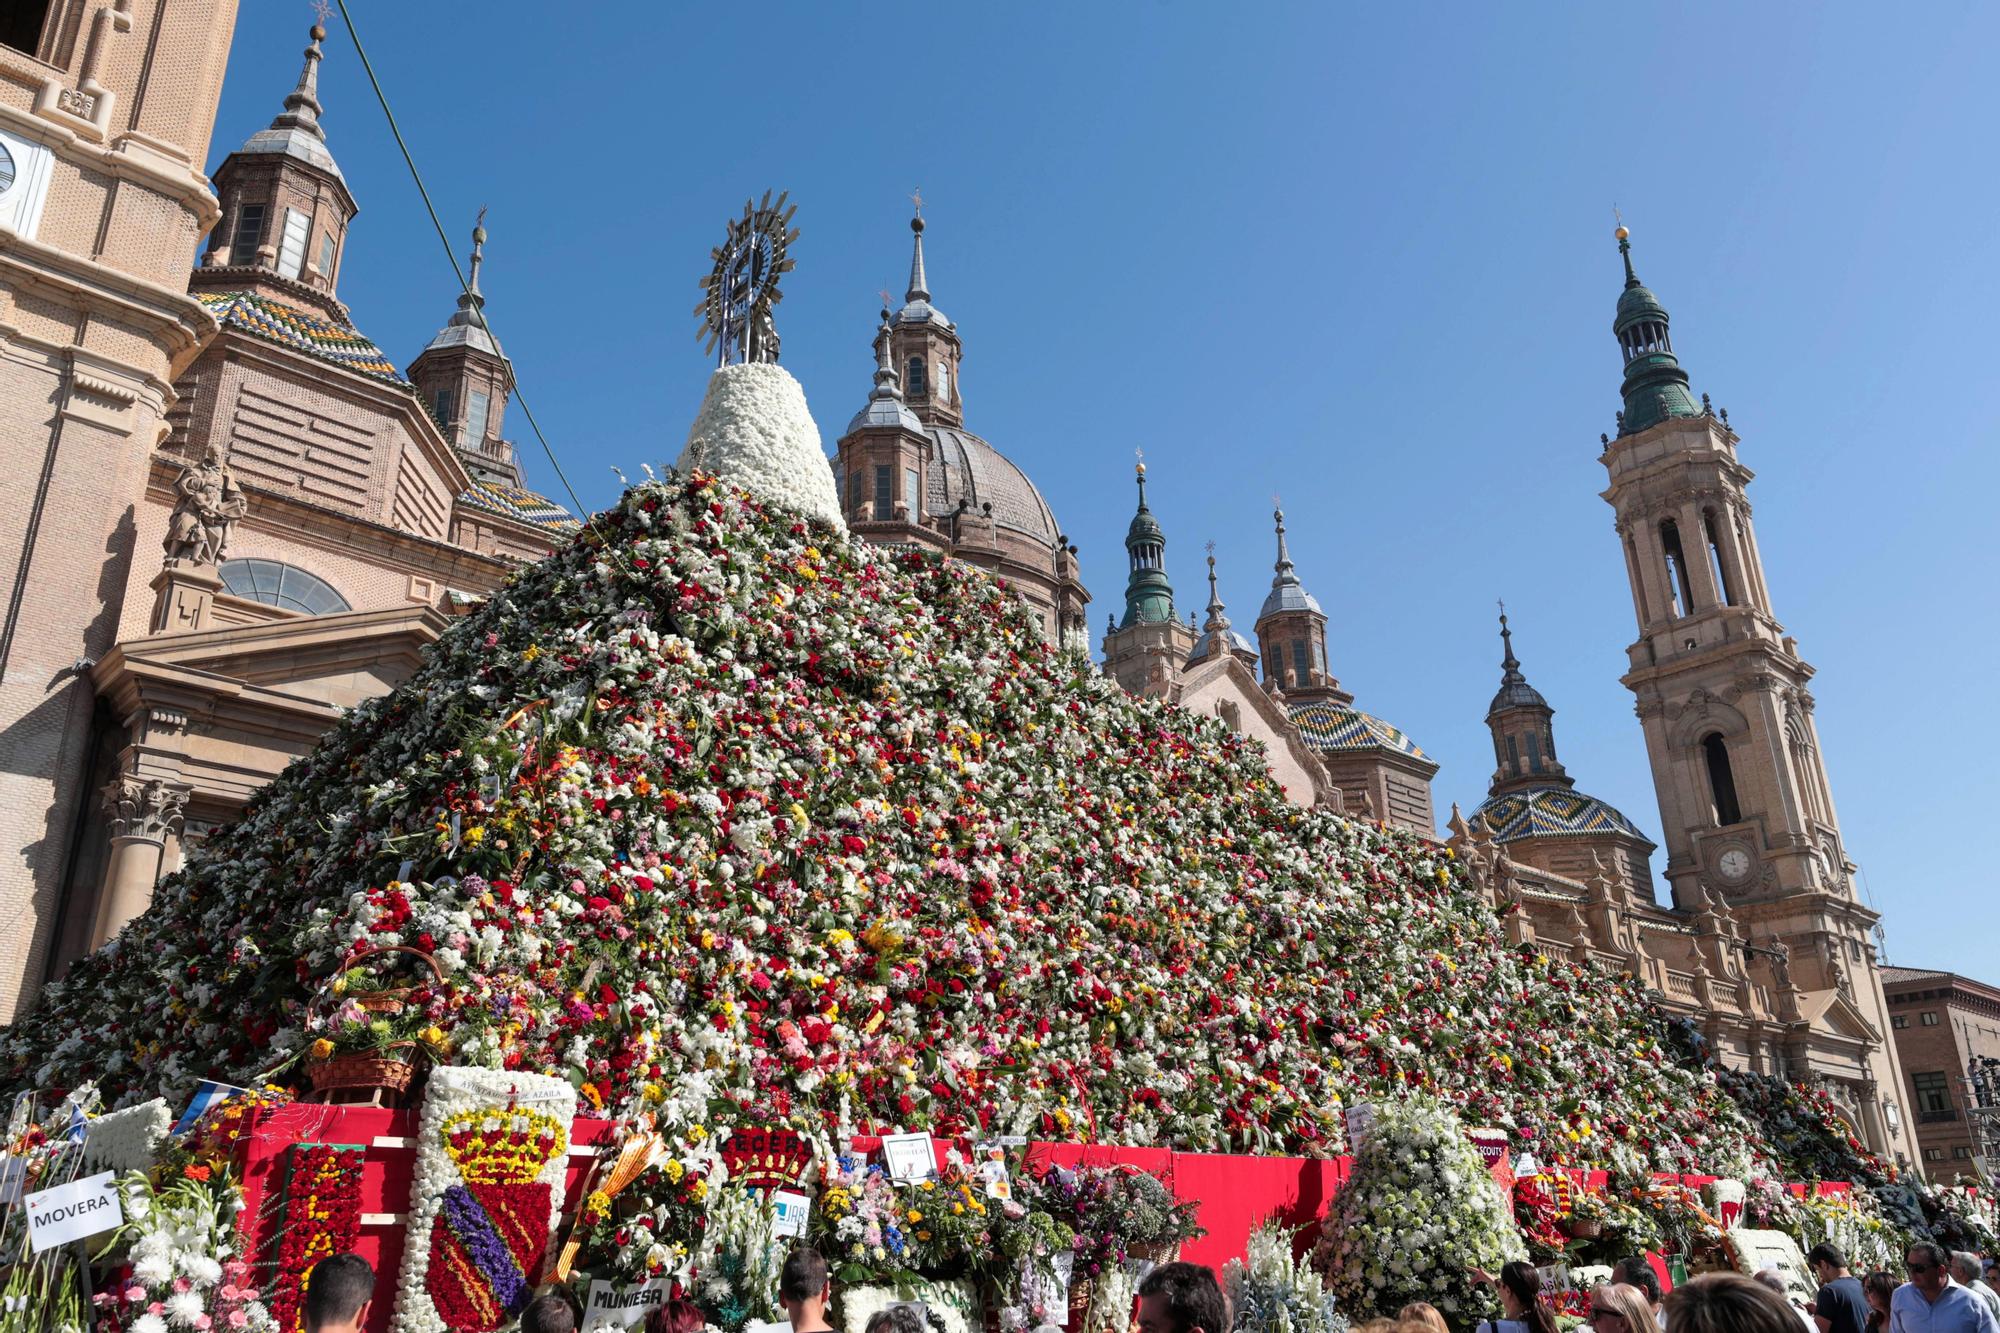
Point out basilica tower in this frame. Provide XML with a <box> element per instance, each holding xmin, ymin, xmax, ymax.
<box><xmin>1599</xmin><ymin>227</ymin><xmax>1912</xmax><ymax>1160</ymax></box>
<box><xmin>1100</xmin><ymin>461</ymin><xmax>1196</xmax><ymax>698</ymax></box>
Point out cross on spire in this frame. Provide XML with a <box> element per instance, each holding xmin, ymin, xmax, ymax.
<box><xmin>910</xmin><ymin>187</ymin><xmax>924</xmax><ymax>218</ymax></box>
<box><xmin>312</xmin><ymin>0</ymin><xmax>332</xmax><ymax>24</ymax></box>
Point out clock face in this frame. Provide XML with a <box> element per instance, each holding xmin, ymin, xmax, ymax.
<box><xmin>1718</xmin><ymin>848</ymin><xmax>1753</xmax><ymax>881</ymax></box>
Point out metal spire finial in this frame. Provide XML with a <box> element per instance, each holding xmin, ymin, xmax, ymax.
<box><xmin>466</xmin><ymin>208</ymin><xmax>488</xmax><ymax>296</ymax></box>
<box><xmin>1271</xmin><ymin>505</ymin><xmax>1296</xmax><ymax>585</ymax></box>
<box><xmin>906</xmin><ymin>196</ymin><xmax>931</xmax><ymax>303</ymax></box>
<box><xmin>1497</xmin><ymin>602</ymin><xmax>1526</xmax><ymax>683</ymax></box>
<box><xmin>867</xmin><ymin>301</ymin><xmax>902</xmax><ymax>402</ymax></box>
<box><xmin>1616</xmin><ymin>211</ymin><xmax>1639</xmax><ymax>288</ymax></box>
<box><xmin>271</xmin><ymin>17</ymin><xmax>329</xmax><ymax>138</ymax></box>
<box><xmin>1134</xmin><ymin>449</ymin><xmax>1150</xmax><ymax>510</ymax></box>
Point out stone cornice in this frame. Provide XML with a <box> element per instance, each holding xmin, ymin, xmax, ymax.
<box><xmin>0</xmin><ymin>233</ymin><xmax>216</xmax><ymax>379</ymax></box>
<box><xmin>0</xmin><ymin>96</ymin><xmax>222</xmax><ymax>233</ymax></box>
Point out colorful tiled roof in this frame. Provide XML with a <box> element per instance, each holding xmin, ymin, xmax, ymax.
<box><xmin>198</xmin><ymin>291</ymin><xmax>405</xmax><ymax>384</ymax></box>
<box><xmin>458</xmin><ymin>479</ymin><xmax>581</xmax><ymax>534</ymax></box>
<box><xmin>1470</xmin><ymin>784</ymin><xmax>1652</xmax><ymax>844</ymax></box>
<box><xmin>1286</xmin><ymin>700</ymin><xmax>1428</xmax><ymax>760</ymax></box>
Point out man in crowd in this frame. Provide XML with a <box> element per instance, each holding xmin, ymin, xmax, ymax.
<box><xmin>1951</xmin><ymin>1255</ymin><xmax>2000</xmax><ymax>1322</ymax></box>
<box><xmin>523</xmin><ymin>1292</ymin><xmax>578</xmax><ymax>1333</ymax></box>
<box><xmin>1614</xmin><ymin>1258</ymin><xmax>1667</xmax><ymax>1329</ymax></box>
<box><xmin>1669</xmin><ymin>1273</ymin><xmax>1825</xmax><ymax>1333</ymax></box>
<box><xmin>302</xmin><ymin>1253</ymin><xmax>375</xmax><ymax>1333</ymax></box>
<box><xmin>1889</xmin><ymin>1242</ymin><xmax>2000</xmax><ymax>1333</ymax></box>
<box><xmin>1809</xmin><ymin>1243</ymin><xmax>1868</xmax><ymax>1333</ymax></box>
<box><xmin>779</xmin><ymin>1246</ymin><xmax>837</xmax><ymax>1333</ymax></box>
<box><xmin>1136</xmin><ymin>1261</ymin><xmax>1230</xmax><ymax>1333</ymax></box>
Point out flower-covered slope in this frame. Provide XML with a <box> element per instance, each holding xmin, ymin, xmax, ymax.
<box><xmin>3</xmin><ymin>473</ymin><xmax>1756</xmax><ymax>1172</ymax></box>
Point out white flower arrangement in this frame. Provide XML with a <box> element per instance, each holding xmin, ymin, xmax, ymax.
<box><xmin>678</xmin><ymin>363</ymin><xmax>842</xmax><ymax>528</ymax></box>
<box><xmin>838</xmin><ymin>1276</ymin><xmax>980</xmax><ymax>1333</ymax></box>
<box><xmin>388</xmin><ymin>1065</ymin><xmax>578</xmax><ymax>1333</ymax></box>
<box><xmin>1314</xmin><ymin>1097</ymin><xmax>1524</xmax><ymax>1323</ymax></box>
<box><xmin>81</xmin><ymin>1097</ymin><xmax>170</xmax><ymax>1173</ymax></box>
<box><xmin>1226</xmin><ymin>1221</ymin><xmax>1331</xmax><ymax>1333</ymax></box>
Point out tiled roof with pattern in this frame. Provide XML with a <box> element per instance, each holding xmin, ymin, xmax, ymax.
<box><xmin>1470</xmin><ymin>784</ymin><xmax>1652</xmax><ymax>845</ymax></box>
<box><xmin>1286</xmin><ymin>700</ymin><xmax>1428</xmax><ymax>759</ymax></box>
<box><xmin>458</xmin><ymin>479</ymin><xmax>581</xmax><ymax>534</ymax></box>
<box><xmin>198</xmin><ymin>291</ymin><xmax>405</xmax><ymax>384</ymax></box>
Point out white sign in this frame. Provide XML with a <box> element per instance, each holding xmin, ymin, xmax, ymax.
<box><xmin>881</xmin><ymin>1131</ymin><xmax>937</xmax><ymax>1183</ymax></box>
<box><xmin>583</xmin><ymin>1277</ymin><xmax>673</xmax><ymax>1328</ymax></box>
<box><xmin>26</xmin><ymin>1171</ymin><xmax>122</xmax><ymax>1253</ymax></box>
<box><xmin>1343</xmin><ymin>1102</ymin><xmax>1376</xmax><ymax>1151</ymax></box>
<box><xmin>0</xmin><ymin>1158</ymin><xmax>24</xmax><ymax>1204</ymax></box>
<box><xmin>771</xmin><ymin>1188</ymin><xmax>810</xmax><ymax>1238</ymax></box>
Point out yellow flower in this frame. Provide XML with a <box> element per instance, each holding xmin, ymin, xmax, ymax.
<box><xmin>463</xmin><ymin>826</ymin><xmax>485</xmax><ymax>844</ymax></box>
<box><xmin>419</xmin><ymin>1025</ymin><xmax>447</xmax><ymax>1047</ymax></box>
<box><xmin>907</xmin><ymin>1209</ymin><xmax>923</xmax><ymax>1223</ymax></box>
<box><xmin>309</xmin><ymin>1038</ymin><xmax>335</xmax><ymax>1060</ymax></box>
<box><xmin>522</xmin><ymin>644</ymin><xmax>541</xmax><ymax>662</ymax></box>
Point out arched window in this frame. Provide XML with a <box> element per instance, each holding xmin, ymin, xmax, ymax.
<box><xmin>219</xmin><ymin>559</ymin><xmax>351</xmax><ymax>615</ymax></box>
<box><xmin>1660</xmin><ymin>519</ymin><xmax>1694</xmax><ymax>618</ymax></box>
<box><xmin>906</xmin><ymin>357</ymin><xmax>927</xmax><ymax>396</ymax></box>
<box><xmin>936</xmin><ymin>361</ymin><xmax>951</xmax><ymax>403</ymax></box>
<box><xmin>1703</xmin><ymin>507</ymin><xmax>1736</xmax><ymax>606</ymax></box>
<box><xmin>1701</xmin><ymin>731</ymin><xmax>1742</xmax><ymax>826</ymax></box>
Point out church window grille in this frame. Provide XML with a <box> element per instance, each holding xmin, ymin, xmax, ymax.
<box><xmin>1660</xmin><ymin>519</ymin><xmax>1694</xmax><ymax>617</ymax></box>
<box><xmin>906</xmin><ymin>357</ymin><xmax>926</xmax><ymax>396</ymax></box>
<box><xmin>1703</xmin><ymin>508</ymin><xmax>1736</xmax><ymax>605</ymax></box>
<box><xmin>874</xmin><ymin>465</ymin><xmax>893</xmax><ymax>518</ymax></box>
<box><xmin>463</xmin><ymin>390</ymin><xmax>491</xmax><ymax>448</ymax></box>
<box><xmin>219</xmin><ymin>559</ymin><xmax>351</xmax><ymax>616</ymax></box>
<box><xmin>1526</xmin><ymin>731</ymin><xmax>1542</xmax><ymax>774</ymax></box>
<box><xmin>0</xmin><ymin>4</ymin><xmax>49</xmax><ymax>56</ymax></box>
<box><xmin>1701</xmin><ymin>732</ymin><xmax>1741</xmax><ymax>825</ymax></box>
<box><xmin>230</xmin><ymin>203</ymin><xmax>267</xmax><ymax>265</ymax></box>
<box><xmin>276</xmin><ymin>208</ymin><xmax>311</xmax><ymax>279</ymax></box>
<box><xmin>317</xmin><ymin>230</ymin><xmax>338</xmax><ymax>278</ymax></box>
<box><xmin>1290</xmin><ymin>640</ymin><xmax>1310</xmax><ymax>687</ymax></box>
<box><xmin>1506</xmin><ymin>735</ymin><xmax>1520</xmax><ymax>775</ymax></box>
<box><xmin>904</xmin><ymin>467</ymin><xmax>919</xmax><ymax>515</ymax></box>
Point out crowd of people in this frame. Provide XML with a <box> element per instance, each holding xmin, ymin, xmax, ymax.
<box><xmin>280</xmin><ymin>1240</ymin><xmax>2000</xmax><ymax>1333</ymax></box>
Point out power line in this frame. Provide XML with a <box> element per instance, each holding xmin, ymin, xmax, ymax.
<box><xmin>331</xmin><ymin>0</ymin><xmax>592</xmax><ymax>524</ymax></box>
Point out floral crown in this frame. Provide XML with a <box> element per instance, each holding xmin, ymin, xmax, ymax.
<box><xmin>440</xmin><ymin>1104</ymin><xmax>569</xmax><ymax>1184</ymax></box>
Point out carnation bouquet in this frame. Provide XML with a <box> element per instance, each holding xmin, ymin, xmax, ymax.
<box><xmin>1313</xmin><ymin>1097</ymin><xmax>1524</xmax><ymax>1323</ymax></box>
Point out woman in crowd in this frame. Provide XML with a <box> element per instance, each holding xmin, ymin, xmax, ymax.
<box><xmin>1591</xmin><ymin>1283</ymin><xmax>1661</xmax><ymax>1333</ymax></box>
<box><xmin>1397</xmin><ymin>1304</ymin><xmax>1449</xmax><ymax>1333</ymax></box>
<box><xmin>1862</xmin><ymin>1272</ymin><xmax>1899</xmax><ymax>1333</ymax></box>
<box><xmin>1666</xmin><ymin>1273</ymin><xmax>1817</xmax><ymax>1333</ymax></box>
<box><xmin>647</xmin><ymin>1299</ymin><xmax>710</xmax><ymax>1333</ymax></box>
<box><xmin>1469</xmin><ymin>1260</ymin><xmax>1561</xmax><ymax>1333</ymax></box>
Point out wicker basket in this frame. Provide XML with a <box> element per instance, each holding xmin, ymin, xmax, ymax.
<box><xmin>304</xmin><ymin>1043</ymin><xmax>417</xmax><ymax>1106</ymax></box>
<box><xmin>1067</xmin><ymin>1278</ymin><xmax>1097</xmax><ymax>1330</ymax></box>
<box><xmin>1567</xmin><ymin>1219</ymin><xmax>1603</xmax><ymax>1239</ymax></box>
<box><xmin>1128</xmin><ymin>1240</ymin><xmax>1181</xmax><ymax>1267</ymax></box>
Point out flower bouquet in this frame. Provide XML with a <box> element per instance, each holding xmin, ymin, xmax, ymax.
<box><xmin>299</xmin><ymin>945</ymin><xmax>447</xmax><ymax>1105</ymax></box>
<box><xmin>1224</xmin><ymin>1221</ymin><xmax>1332</xmax><ymax>1333</ymax></box>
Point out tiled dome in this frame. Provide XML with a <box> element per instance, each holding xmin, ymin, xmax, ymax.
<box><xmin>1287</xmin><ymin>700</ymin><xmax>1427</xmax><ymax>760</ymax></box>
<box><xmin>1470</xmin><ymin>784</ymin><xmax>1651</xmax><ymax>844</ymax></box>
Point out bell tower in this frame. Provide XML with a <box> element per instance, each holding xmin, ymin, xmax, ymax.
<box><xmin>1599</xmin><ymin>226</ymin><xmax>1911</xmax><ymax>1161</ymax></box>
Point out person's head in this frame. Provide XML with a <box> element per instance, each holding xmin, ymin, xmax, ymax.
<box><xmin>864</xmin><ymin>1306</ymin><xmax>928</xmax><ymax>1333</ymax></box>
<box><xmin>1906</xmin><ymin>1242</ymin><xmax>1951</xmax><ymax>1299</ymax></box>
<box><xmin>1751</xmin><ymin>1272</ymin><xmax>1790</xmax><ymax>1300</ymax></box>
<box><xmin>1615</xmin><ymin>1258</ymin><xmax>1664</xmax><ymax>1310</ymax></box>
<box><xmin>524</xmin><ymin>1292</ymin><xmax>579</xmax><ymax>1333</ymax></box>
<box><xmin>1589</xmin><ymin>1283</ymin><xmax>1657</xmax><ymax>1333</ymax></box>
<box><xmin>1665</xmin><ymin>1273</ymin><xmax>1808</xmax><ymax>1333</ymax></box>
<box><xmin>302</xmin><ymin>1253</ymin><xmax>374</xmax><ymax>1333</ymax></box>
<box><xmin>1950</xmin><ymin>1253</ymin><xmax>1985</xmax><ymax>1286</ymax></box>
<box><xmin>1396</xmin><ymin>1304</ymin><xmax>1449</xmax><ymax>1333</ymax></box>
<box><xmin>1136</xmin><ymin>1261</ymin><xmax>1229</xmax><ymax>1333</ymax></box>
<box><xmin>779</xmin><ymin>1247</ymin><xmax>832</xmax><ymax>1326</ymax></box>
<box><xmin>645</xmin><ymin>1300</ymin><xmax>707</xmax><ymax>1333</ymax></box>
<box><xmin>1807</xmin><ymin>1244</ymin><xmax>1850</xmax><ymax>1285</ymax></box>
<box><xmin>1862</xmin><ymin>1272</ymin><xmax>1898</xmax><ymax>1315</ymax></box>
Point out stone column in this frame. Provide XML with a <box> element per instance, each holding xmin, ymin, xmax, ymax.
<box><xmin>148</xmin><ymin>562</ymin><xmax>223</xmax><ymax>634</ymax></box>
<box><xmin>89</xmin><ymin>775</ymin><xmax>189</xmax><ymax>945</ymax></box>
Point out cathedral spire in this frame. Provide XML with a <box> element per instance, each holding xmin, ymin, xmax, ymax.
<box><xmin>1611</xmin><ymin>225</ymin><xmax>1700</xmax><ymax>436</ymax></box>
<box><xmin>1203</xmin><ymin>548</ymin><xmax>1229</xmax><ymax>631</ymax></box>
<box><xmin>466</xmin><ymin>208</ymin><xmax>487</xmax><ymax>298</ymax></box>
<box><xmin>1119</xmin><ymin>457</ymin><xmax>1176</xmax><ymax>627</ymax></box>
<box><xmin>424</xmin><ymin>214</ymin><xmax>502</xmax><ymax>357</ymax></box>
<box><xmin>1484</xmin><ymin>605</ymin><xmax>1568</xmax><ymax>793</ymax></box>
<box><xmin>270</xmin><ymin>21</ymin><xmax>329</xmax><ymax>141</ymax></box>
<box><xmin>1269</xmin><ymin>507</ymin><xmax>1303</xmax><ymax>596</ymax></box>
<box><xmin>906</xmin><ymin>211</ymin><xmax>931</xmax><ymax>304</ymax></box>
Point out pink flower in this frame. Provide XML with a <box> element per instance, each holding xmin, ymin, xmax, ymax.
<box><xmin>228</xmin><ymin>1312</ymin><xmax>249</xmax><ymax>1329</ymax></box>
<box><xmin>125</xmin><ymin>1286</ymin><xmax>147</xmax><ymax>1302</ymax></box>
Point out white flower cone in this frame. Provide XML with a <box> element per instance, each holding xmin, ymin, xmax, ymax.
<box><xmin>677</xmin><ymin>363</ymin><xmax>842</xmax><ymax>528</ymax></box>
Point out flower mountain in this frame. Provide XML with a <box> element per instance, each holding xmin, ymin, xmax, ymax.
<box><xmin>5</xmin><ymin>473</ymin><xmax>1787</xmax><ymax>1176</ymax></box>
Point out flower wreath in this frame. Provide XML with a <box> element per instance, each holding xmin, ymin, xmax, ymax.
<box><xmin>268</xmin><ymin>1142</ymin><xmax>367</xmax><ymax>1332</ymax></box>
<box><xmin>389</xmin><ymin>1066</ymin><xmax>577</xmax><ymax>1333</ymax></box>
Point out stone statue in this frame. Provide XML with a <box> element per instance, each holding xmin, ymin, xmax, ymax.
<box><xmin>163</xmin><ymin>450</ymin><xmax>247</xmax><ymax>566</ymax></box>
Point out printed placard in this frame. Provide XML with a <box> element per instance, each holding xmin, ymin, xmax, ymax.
<box><xmin>881</xmin><ymin>1130</ymin><xmax>937</xmax><ymax>1183</ymax></box>
<box><xmin>975</xmin><ymin>1142</ymin><xmax>1012</xmax><ymax>1200</ymax></box>
<box><xmin>771</xmin><ymin>1188</ymin><xmax>811</xmax><ymax>1238</ymax></box>
<box><xmin>1343</xmin><ymin>1102</ymin><xmax>1376</xmax><ymax>1151</ymax></box>
<box><xmin>583</xmin><ymin>1277</ymin><xmax>674</xmax><ymax>1327</ymax></box>
<box><xmin>26</xmin><ymin>1170</ymin><xmax>122</xmax><ymax>1252</ymax></box>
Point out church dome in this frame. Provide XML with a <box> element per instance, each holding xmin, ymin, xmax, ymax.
<box><xmin>1469</xmin><ymin>784</ymin><xmax>1652</xmax><ymax>845</ymax></box>
<box><xmin>1186</xmin><ymin>624</ymin><xmax>1257</xmax><ymax>666</ymax></box>
<box><xmin>1488</xmin><ymin>674</ymin><xmax>1549</xmax><ymax>715</ymax></box>
<box><xmin>925</xmin><ymin>425</ymin><xmax>1064</xmax><ymax>549</ymax></box>
<box><xmin>1287</xmin><ymin>700</ymin><xmax>1427</xmax><ymax>760</ymax></box>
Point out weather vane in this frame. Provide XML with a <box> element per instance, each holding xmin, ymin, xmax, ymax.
<box><xmin>695</xmin><ymin>190</ymin><xmax>799</xmax><ymax>367</ymax></box>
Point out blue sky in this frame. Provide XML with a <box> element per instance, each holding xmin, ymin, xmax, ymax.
<box><xmin>214</xmin><ymin>4</ymin><xmax>1998</xmax><ymax>978</ymax></box>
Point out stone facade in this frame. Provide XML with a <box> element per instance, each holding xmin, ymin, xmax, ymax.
<box><xmin>1882</xmin><ymin>968</ymin><xmax>2000</xmax><ymax>1179</ymax></box>
<box><xmin>0</xmin><ymin>10</ymin><xmax>575</xmax><ymax>1018</ymax></box>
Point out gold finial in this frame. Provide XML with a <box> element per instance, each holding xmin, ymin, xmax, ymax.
<box><xmin>1134</xmin><ymin>446</ymin><xmax>1145</xmax><ymax>475</ymax></box>
<box><xmin>1613</xmin><ymin>205</ymin><xmax>1628</xmax><ymax>242</ymax></box>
